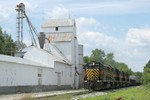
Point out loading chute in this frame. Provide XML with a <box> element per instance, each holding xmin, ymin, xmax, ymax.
<box><xmin>16</xmin><ymin>3</ymin><xmax>45</xmax><ymax>51</ymax></box>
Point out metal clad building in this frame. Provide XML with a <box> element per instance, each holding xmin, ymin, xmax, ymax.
<box><xmin>41</xmin><ymin>19</ymin><xmax>83</xmax><ymax>88</ymax></box>
<box><xmin>0</xmin><ymin>19</ymin><xmax>83</xmax><ymax>94</ymax></box>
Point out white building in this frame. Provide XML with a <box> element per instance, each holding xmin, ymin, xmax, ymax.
<box><xmin>0</xmin><ymin>19</ymin><xmax>83</xmax><ymax>94</ymax></box>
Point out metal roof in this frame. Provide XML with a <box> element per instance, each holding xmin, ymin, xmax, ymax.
<box><xmin>41</xmin><ymin>19</ymin><xmax>75</xmax><ymax>27</ymax></box>
<box><xmin>46</xmin><ymin>33</ymin><xmax>73</xmax><ymax>42</ymax></box>
<box><xmin>22</xmin><ymin>46</ymin><xmax>70</xmax><ymax>68</ymax></box>
<box><xmin>0</xmin><ymin>54</ymin><xmax>49</xmax><ymax>68</ymax></box>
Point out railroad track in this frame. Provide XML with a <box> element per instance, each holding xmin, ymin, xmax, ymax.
<box><xmin>72</xmin><ymin>91</ymin><xmax>107</xmax><ymax>100</ymax></box>
<box><xmin>72</xmin><ymin>86</ymin><xmax>135</xmax><ymax>100</ymax></box>
<box><xmin>0</xmin><ymin>86</ymin><xmax>135</xmax><ymax>100</ymax></box>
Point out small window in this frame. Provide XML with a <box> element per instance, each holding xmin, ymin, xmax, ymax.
<box><xmin>38</xmin><ymin>73</ymin><xmax>42</xmax><ymax>77</ymax></box>
<box><xmin>55</xmin><ymin>27</ymin><xmax>58</xmax><ymax>31</ymax></box>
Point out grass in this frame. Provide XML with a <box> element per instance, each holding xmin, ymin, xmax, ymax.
<box><xmin>81</xmin><ymin>86</ymin><xmax>150</xmax><ymax>100</ymax></box>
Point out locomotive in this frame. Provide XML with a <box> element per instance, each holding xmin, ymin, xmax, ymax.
<box><xmin>83</xmin><ymin>62</ymin><xmax>139</xmax><ymax>90</ymax></box>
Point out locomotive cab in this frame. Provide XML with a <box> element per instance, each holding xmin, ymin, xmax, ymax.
<box><xmin>84</xmin><ymin>62</ymin><xmax>104</xmax><ymax>90</ymax></box>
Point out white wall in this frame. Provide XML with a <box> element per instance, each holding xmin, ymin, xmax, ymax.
<box><xmin>0</xmin><ymin>60</ymin><xmax>72</xmax><ymax>87</ymax></box>
<box><xmin>78</xmin><ymin>45</ymin><xmax>83</xmax><ymax>65</ymax></box>
<box><xmin>0</xmin><ymin>61</ymin><xmax>39</xmax><ymax>86</ymax></box>
<box><xmin>23</xmin><ymin>46</ymin><xmax>55</xmax><ymax>68</ymax></box>
<box><xmin>42</xmin><ymin>26</ymin><xmax>74</xmax><ymax>33</ymax></box>
<box><xmin>78</xmin><ymin>45</ymin><xmax>84</xmax><ymax>87</ymax></box>
<box><xmin>39</xmin><ymin>67</ymin><xmax>55</xmax><ymax>85</ymax></box>
<box><xmin>54</xmin><ymin>42</ymin><xmax>72</xmax><ymax>62</ymax></box>
<box><xmin>54</xmin><ymin>62</ymin><xmax>72</xmax><ymax>86</ymax></box>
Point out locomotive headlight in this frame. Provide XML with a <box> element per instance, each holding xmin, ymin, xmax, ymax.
<box><xmin>84</xmin><ymin>80</ymin><xmax>87</xmax><ymax>82</ymax></box>
<box><xmin>93</xmin><ymin>62</ymin><xmax>95</xmax><ymax>66</ymax></box>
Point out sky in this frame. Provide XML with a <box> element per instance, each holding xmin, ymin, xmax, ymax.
<box><xmin>0</xmin><ymin>0</ymin><xmax>150</xmax><ymax>72</ymax></box>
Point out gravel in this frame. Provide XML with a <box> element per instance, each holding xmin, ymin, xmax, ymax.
<box><xmin>0</xmin><ymin>89</ymin><xmax>88</xmax><ymax>100</ymax></box>
<box><xmin>72</xmin><ymin>91</ymin><xmax>107</xmax><ymax>100</ymax></box>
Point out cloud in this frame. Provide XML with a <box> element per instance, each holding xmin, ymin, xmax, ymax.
<box><xmin>0</xmin><ymin>4</ymin><xmax>13</xmax><ymax>22</ymax></box>
<box><xmin>18</xmin><ymin>1</ymin><xmax>38</xmax><ymax>13</ymax></box>
<box><xmin>0</xmin><ymin>1</ymin><xmax>38</xmax><ymax>23</ymax></box>
<box><xmin>45</xmin><ymin>4</ymin><xmax>69</xmax><ymax>19</ymax></box>
<box><xmin>76</xmin><ymin>17</ymin><xmax>120</xmax><ymax>56</ymax></box>
<box><xmin>76</xmin><ymin>17</ymin><xmax>149</xmax><ymax>71</ymax></box>
<box><xmin>76</xmin><ymin>17</ymin><xmax>119</xmax><ymax>56</ymax></box>
<box><xmin>76</xmin><ymin>17</ymin><xmax>99</xmax><ymax>32</ymax></box>
<box><xmin>78</xmin><ymin>31</ymin><xmax>118</xmax><ymax>47</ymax></box>
<box><xmin>114</xmin><ymin>28</ymin><xmax>150</xmax><ymax>71</ymax></box>
<box><xmin>125</xmin><ymin>28</ymin><xmax>150</xmax><ymax>60</ymax></box>
<box><xmin>67</xmin><ymin>0</ymin><xmax>150</xmax><ymax>15</ymax></box>
<box><xmin>126</xmin><ymin>28</ymin><xmax>150</xmax><ymax>47</ymax></box>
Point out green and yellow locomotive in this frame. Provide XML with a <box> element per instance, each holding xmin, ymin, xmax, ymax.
<box><xmin>83</xmin><ymin>62</ymin><xmax>130</xmax><ymax>90</ymax></box>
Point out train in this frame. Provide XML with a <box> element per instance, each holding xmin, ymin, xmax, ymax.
<box><xmin>83</xmin><ymin>62</ymin><xmax>140</xmax><ymax>91</ymax></box>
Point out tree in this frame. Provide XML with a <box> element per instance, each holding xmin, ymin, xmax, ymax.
<box><xmin>144</xmin><ymin>60</ymin><xmax>150</xmax><ymax>69</ymax></box>
<box><xmin>143</xmin><ymin>60</ymin><xmax>150</xmax><ymax>85</ymax></box>
<box><xmin>83</xmin><ymin>56</ymin><xmax>90</xmax><ymax>63</ymax></box>
<box><xmin>104</xmin><ymin>53</ymin><xmax>115</xmax><ymax>66</ymax></box>
<box><xmin>113</xmin><ymin>62</ymin><xmax>133</xmax><ymax>75</ymax></box>
<box><xmin>133</xmin><ymin>71</ymin><xmax>143</xmax><ymax>80</ymax></box>
<box><xmin>90</xmin><ymin>49</ymin><xmax>105</xmax><ymax>63</ymax></box>
<box><xmin>3</xmin><ymin>34</ymin><xmax>16</xmax><ymax>55</ymax></box>
<box><xmin>15</xmin><ymin>41</ymin><xmax>27</xmax><ymax>51</ymax></box>
<box><xmin>0</xmin><ymin>27</ymin><xmax>16</xmax><ymax>56</ymax></box>
<box><xmin>0</xmin><ymin>27</ymin><xmax>5</xmax><ymax>54</ymax></box>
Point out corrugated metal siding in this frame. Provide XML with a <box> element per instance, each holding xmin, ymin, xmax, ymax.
<box><xmin>42</xmin><ymin>27</ymin><xmax>74</xmax><ymax>33</ymax></box>
<box><xmin>78</xmin><ymin>45</ymin><xmax>83</xmax><ymax>65</ymax></box>
<box><xmin>0</xmin><ymin>54</ymin><xmax>46</xmax><ymax>68</ymax></box>
<box><xmin>46</xmin><ymin>33</ymin><xmax>73</xmax><ymax>42</ymax></box>
<box><xmin>0</xmin><ymin>58</ymin><xmax>72</xmax><ymax>86</ymax></box>
<box><xmin>54</xmin><ymin>42</ymin><xmax>72</xmax><ymax>62</ymax></box>
<box><xmin>42</xmin><ymin>19</ymin><xmax>75</xmax><ymax>27</ymax></box>
<box><xmin>78</xmin><ymin>45</ymin><xmax>84</xmax><ymax>87</ymax></box>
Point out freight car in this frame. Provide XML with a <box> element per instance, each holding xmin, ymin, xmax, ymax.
<box><xmin>83</xmin><ymin>62</ymin><xmax>138</xmax><ymax>91</ymax></box>
<box><xmin>129</xmin><ymin>75</ymin><xmax>141</xmax><ymax>86</ymax></box>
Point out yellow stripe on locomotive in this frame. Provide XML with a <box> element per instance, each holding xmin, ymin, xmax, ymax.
<box><xmin>86</xmin><ymin>69</ymin><xmax>99</xmax><ymax>80</ymax></box>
